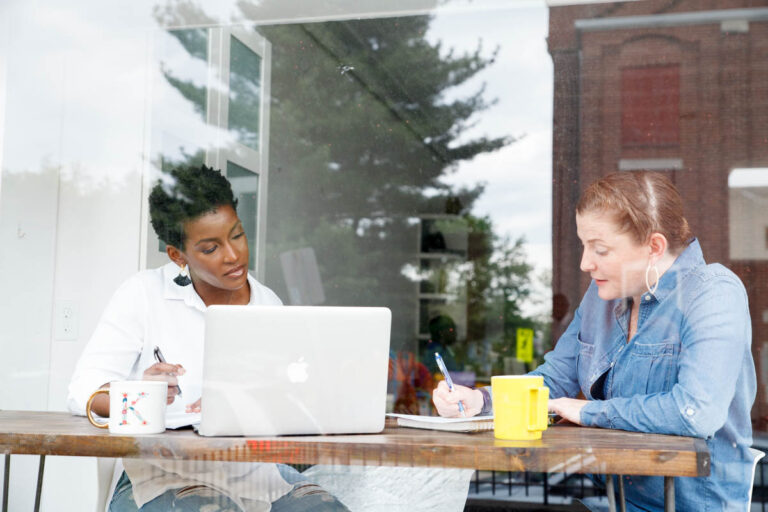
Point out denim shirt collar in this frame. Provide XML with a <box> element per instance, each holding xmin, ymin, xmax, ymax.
<box><xmin>613</xmin><ymin>238</ymin><xmax>703</xmax><ymax>336</ymax></box>
<box><xmin>639</xmin><ymin>237</ymin><xmax>704</xmax><ymax>306</ymax></box>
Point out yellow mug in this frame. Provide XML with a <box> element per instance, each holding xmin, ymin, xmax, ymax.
<box><xmin>491</xmin><ymin>375</ymin><xmax>549</xmax><ymax>440</ymax></box>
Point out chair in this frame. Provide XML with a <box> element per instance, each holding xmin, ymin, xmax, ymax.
<box><xmin>748</xmin><ymin>447</ymin><xmax>765</xmax><ymax>512</ymax></box>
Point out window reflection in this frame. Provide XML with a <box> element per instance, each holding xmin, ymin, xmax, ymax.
<box><xmin>251</xmin><ymin>15</ymin><xmax>548</xmax><ymax>413</ymax></box>
<box><xmin>227</xmin><ymin>160</ymin><xmax>260</xmax><ymax>271</ymax></box>
<box><xmin>141</xmin><ymin>7</ymin><xmax>553</xmax><ymax>414</ymax></box>
<box><xmin>730</xmin><ymin>168</ymin><xmax>768</xmax><ymax>261</ymax></box>
<box><xmin>228</xmin><ymin>35</ymin><xmax>262</xmax><ymax>151</ymax></box>
<box><xmin>0</xmin><ymin>0</ymin><xmax>550</xmax><ymax>422</ymax></box>
<box><xmin>7</xmin><ymin>1</ymin><xmax>768</xmax><ymax>508</ymax></box>
<box><xmin>161</xmin><ymin>28</ymin><xmax>209</xmax><ymax>121</ymax></box>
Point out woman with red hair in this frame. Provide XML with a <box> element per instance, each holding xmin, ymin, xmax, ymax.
<box><xmin>434</xmin><ymin>171</ymin><xmax>756</xmax><ymax>511</ymax></box>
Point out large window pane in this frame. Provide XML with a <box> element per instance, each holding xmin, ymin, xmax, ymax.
<box><xmin>6</xmin><ymin>0</ymin><xmax>768</xmax><ymax>509</ymax></box>
<box><xmin>228</xmin><ymin>35</ymin><xmax>262</xmax><ymax>151</ymax></box>
<box><xmin>227</xmin><ymin>160</ymin><xmax>260</xmax><ymax>271</ymax></box>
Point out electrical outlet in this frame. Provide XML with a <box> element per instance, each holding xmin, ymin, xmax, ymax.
<box><xmin>55</xmin><ymin>301</ymin><xmax>79</xmax><ymax>341</ymax></box>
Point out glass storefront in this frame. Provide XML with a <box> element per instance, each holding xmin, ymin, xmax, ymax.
<box><xmin>2</xmin><ymin>0</ymin><xmax>767</xmax><ymax>508</ymax></box>
<box><xmin>136</xmin><ymin>4</ymin><xmax>555</xmax><ymax>416</ymax></box>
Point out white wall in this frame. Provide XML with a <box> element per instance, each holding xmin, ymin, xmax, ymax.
<box><xmin>0</xmin><ymin>5</ymin><xmax>67</xmax><ymax>508</ymax></box>
<box><xmin>0</xmin><ymin>2</ymin><xmax>151</xmax><ymax>510</ymax></box>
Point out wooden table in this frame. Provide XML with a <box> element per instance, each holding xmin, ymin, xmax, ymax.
<box><xmin>0</xmin><ymin>411</ymin><xmax>709</xmax><ymax>512</ymax></box>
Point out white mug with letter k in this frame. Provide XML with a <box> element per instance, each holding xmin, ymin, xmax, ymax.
<box><xmin>86</xmin><ymin>380</ymin><xmax>168</xmax><ymax>434</ymax></box>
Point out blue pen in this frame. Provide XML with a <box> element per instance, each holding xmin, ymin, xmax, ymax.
<box><xmin>435</xmin><ymin>352</ymin><xmax>465</xmax><ymax>417</ymax></box>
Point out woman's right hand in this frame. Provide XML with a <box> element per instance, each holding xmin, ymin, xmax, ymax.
<box><xmin>143</xmin><ymin>362</ymin><xmax>185</xmax><ymax>405</ymax></box>
<box><xmin>432</xmin><ymin>381</ymin><xmax>484</xmax><ymax>418</ymax></box>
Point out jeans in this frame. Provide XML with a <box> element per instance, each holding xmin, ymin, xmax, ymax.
<box><xmin>109</xmin><ymin>465</ymin><xmax>350</xmax><ymax>512</ymax></box>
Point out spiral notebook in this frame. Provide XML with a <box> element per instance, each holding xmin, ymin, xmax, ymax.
<box><xmin>387</xmin><ymin>413</ymin><xmax>494</xmax><ymax>433</ymax></box>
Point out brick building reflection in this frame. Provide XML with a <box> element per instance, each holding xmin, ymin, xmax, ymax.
<box><xmin>547</xmin><ymin>1</ymin><xmax>768</xmax><ymax>429</ymax></box>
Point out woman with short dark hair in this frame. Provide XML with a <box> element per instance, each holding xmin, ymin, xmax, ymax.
<box><xmin>68</xmin><ymin>164</ymin><xmax>349</xmax><ymax>511</ymax></box>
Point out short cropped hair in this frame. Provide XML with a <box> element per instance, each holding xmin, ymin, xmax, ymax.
<box><xmin>576</xmin><ymin>171</ymin><xmax>693</xmax><ymax>253</ymax></box>
<box><xmin>149</xmin><ymin>164</ymin><xmax>238</xmax><ymax>249</ymax></box>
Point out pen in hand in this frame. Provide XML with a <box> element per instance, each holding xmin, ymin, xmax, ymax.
<box><xmin>435</xmin><ymin>352</ymin><xmax>465</xmax><ymax>417</ymax></box>
<box><xmin>153</xmin><ymin>346</ymin><xmax>182</xmax><ymax>397</ymax></box>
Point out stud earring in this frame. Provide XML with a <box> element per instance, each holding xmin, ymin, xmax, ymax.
<box><xmin>174</xmin><ymin>264</ymin><xmax>192</xmax><ymax>287</ymax></box>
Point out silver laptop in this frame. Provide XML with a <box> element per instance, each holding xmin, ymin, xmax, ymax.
<box><xmin>199</xmin><ymin>305</ymin><xmax>391</xmax><ymax>436</ymax></box>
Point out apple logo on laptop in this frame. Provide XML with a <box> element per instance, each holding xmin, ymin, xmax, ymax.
<box><xmin>286</xmin><ymin>357</ymin><xmax>309</xmax><ymax>383</ymax></box>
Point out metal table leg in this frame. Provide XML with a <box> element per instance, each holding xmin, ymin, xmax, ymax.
<box><xmin>33</xmin><ymin>455</ymin><xmax>45</xmax><ymax>512</ymax></box>
<box><xmin>2</xmin><ymin>454</ymin><xmax>9</xmax><ymax>512</ymax></box>
<box><xmin>605</xmin><ymin>474</ymin><xmax>617</xmax><ymax>512</ymax></box>
<box><xmin>618</xmin><ymin>475</ymin><xmax>626</xmax><ymax>512</ymax></box>
<box><xmin>664</xmin><ymin>476</ymin><xmax>675</xmax><ymax>512</ymax></box>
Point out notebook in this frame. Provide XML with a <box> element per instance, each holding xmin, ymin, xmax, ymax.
<box><xmin>387</xmin><ymin>413</ymin><xmax>494</xmax><ymax>433</ymax></box>
<box><xmin>198</xmin><ymin>305</ymin><xmax>391</xmax><ymax>436</ymax></box>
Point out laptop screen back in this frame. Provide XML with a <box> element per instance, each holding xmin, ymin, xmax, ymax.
<box><xmin>199</xmin><ymin>305</ymin><xmax>391</xmax><ymax>436</ymax></box>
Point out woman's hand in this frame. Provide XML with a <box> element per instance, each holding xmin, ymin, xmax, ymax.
<box><xmin>143</xmin><ymin>362</ymin><xmax>185</xmax><ymax>405</ymax></box>
<box><xmin>185</xmin><ymin>398</ymin><xmax>201</xmax><ymax>413</ymax></box>
<box><xmin>432</xmin><ymin>381</ymin><xmax>484</xmax><ymax>417</ymax></box>
<box><xmin>548</xmin><ymin>397</ymin><xmax>588</xmax><ymax>425</ymax></box>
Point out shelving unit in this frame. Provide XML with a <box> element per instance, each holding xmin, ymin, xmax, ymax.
<box><xmin>415</xmin><ymin>214</ymin><xmax>468</xmax><ymax>346</ymax></box>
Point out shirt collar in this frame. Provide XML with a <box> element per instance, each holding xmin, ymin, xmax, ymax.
<box><xmin>615</xmin><ymin>297</ymin><xmax>631</xmax><ymax>316</ymax></box>
<box><xmin>161</xmin><ymin>262</ymin><xmax>260</xmax><ymax>311</ymax></box>
<box><xmin>641</xmin><ymin>237</ymin><xmax>704</xmax><ymax>304</ymax></box>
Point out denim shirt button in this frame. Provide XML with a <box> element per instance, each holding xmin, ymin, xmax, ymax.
<box><xmin>686</xmin><ymin>407</ymin><xmax>695</xmax><ymax>416</ymax></box>
<box><xmin>644</xmin><ymin>295</ymin><xmax>651</xmax><ymax>301</ymax></box>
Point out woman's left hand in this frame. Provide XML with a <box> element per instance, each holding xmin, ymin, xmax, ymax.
<box><xmin>548</xmin><ymin>397</ymin><xmax>588</xmax><ymax>425</ymax></box>
<box><xmin>185</xmin><ymin>398</ymin><xmax>201</xmax><ymax>413</ymax></box>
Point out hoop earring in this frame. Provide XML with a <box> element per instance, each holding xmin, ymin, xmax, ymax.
<box><xmin>645</xmin><ymin>262</ymin><xmax>659</xmax><ymax>296</ymax></box>
<box><xmin>174</xmin><ymin>264</ymin><xmax>192</xmax><ymax>287</ymax></box>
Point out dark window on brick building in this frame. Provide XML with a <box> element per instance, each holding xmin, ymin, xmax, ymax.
<box><xmin>621</xmin><ymin>65</ymin><xmax>680</xmax><ymax>146</ymax></box>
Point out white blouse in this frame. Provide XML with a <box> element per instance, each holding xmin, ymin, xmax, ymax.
<box><xmin>67</xmin><ymin>262</ymin><xmax>293</xmax><ymax>509</ymax></box>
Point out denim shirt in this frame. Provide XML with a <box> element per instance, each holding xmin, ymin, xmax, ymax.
<box><xmin>530</xmin><ymin>239</ymin><xmax>756</xmax><ymax>511</ymax></box>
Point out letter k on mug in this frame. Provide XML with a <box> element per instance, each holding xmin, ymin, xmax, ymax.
<box><xmin>86</xmin><ymin>381</ymin><xmax>168</xmax><ymax>434</ymax></box>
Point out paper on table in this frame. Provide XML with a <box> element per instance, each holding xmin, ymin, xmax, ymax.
<box><xmin>387</xmin><ymin>413</ymin><xmax>493</xmax><ymax>433</ymax></box>
<box><xmin>388</xmin><ymin>414</ymin><xmax>492</xmax><ymax>423</ymax></box>
<box><xmin>165</xmin><ymin>411</ymin><xmax>201</xmax><ymax>429</ymax></box>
